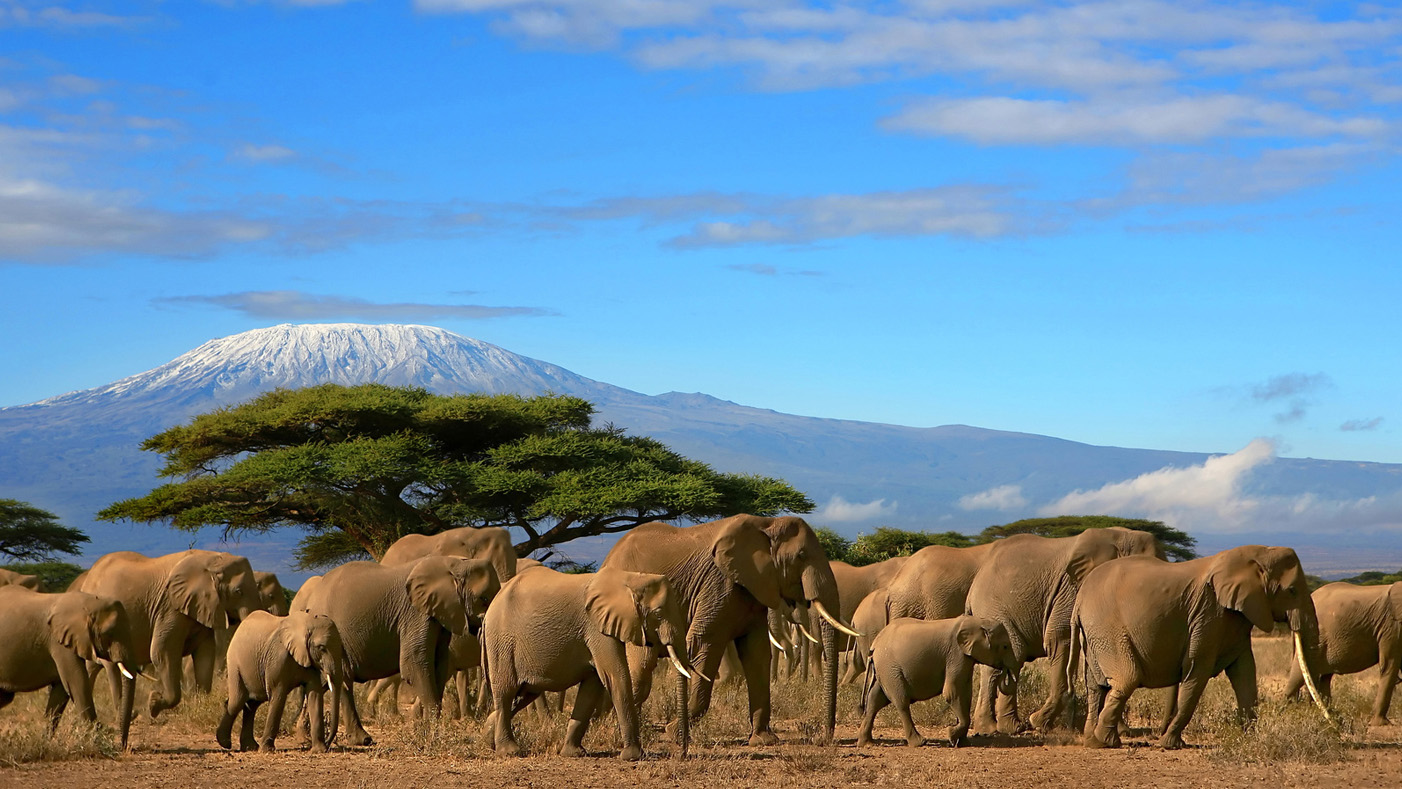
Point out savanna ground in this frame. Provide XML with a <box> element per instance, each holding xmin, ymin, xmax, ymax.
<box><xmin>5</xmin><ymin>634</ymin><xmax>1402</xmax><ymax>788</ymax></box>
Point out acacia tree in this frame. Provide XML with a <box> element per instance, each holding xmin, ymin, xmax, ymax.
<box><xmin>977</xmin><ymin>515</ymin><xmax>1198</xmax><ymax>561</ymax></box>
<box><xmin>100</xmin><ymin>383</ymin><xmax>813</xmax><ymax>568</ymax></box>
<box><xmin>0</xmin><ymin>499</ymin><xmax>90</xmax><ymax>562</ymax></box>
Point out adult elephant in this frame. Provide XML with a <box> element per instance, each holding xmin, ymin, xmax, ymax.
<box><xmin>832</xmin><ymin>558</ymin><xmax>908</xmax><ymax>683</ymax></box>
<box><xmin>373</xmin><ymin>525</ymin><xmax>518</xmax><ymax>716</ymax></box>
<box><xmin>0</xmin><ymin>586</ymin><xmax>139</xmax><ymax>746</ymax></box>
<box><xmin>601</xmin><ymin>514</ymin><xmax>858</xmax><ymax>746</ymax></box>
<box><xmin>0</xmin><ymin>567</ymin><xmax>42</xmax><ymax>590</ymax></box>
<box><xmin>1074</xmin><ymin>545</ymin><xmax>1326</xmax><ymax>749</ymax></box>
<box><xmin>71</xmin><ymin>549</ymin><xmax>264</xmax><ymax>726</ymax></box>
<box><xmin>292</xmin><ymin>555</ymin><xmax>500</xmax><ymax>746</ymax></box>
<box><xmin>966</xmin><ymin>527</ymin><xmax>1163</xmax><ymax>734</ymax></box>
<box><xmin>884</xmin><ymin>543</ymin><xmax>998</xmax><ymax>622</ymax></box>
<box><xmin>1283</xmin><ymin>581</ymin><xmax>1402</xmax><ymax>726</ymax></box>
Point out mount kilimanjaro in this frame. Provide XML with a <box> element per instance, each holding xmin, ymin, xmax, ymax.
<box><xmin>3</xmin><ymin>323</ymin><xmax>1401</xmax><ymax>581</ymax></box>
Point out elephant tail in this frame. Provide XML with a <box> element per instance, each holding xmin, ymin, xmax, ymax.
<box><xmin>859</xmin><ymin>646</ymin><xmax>878</xmax><ymax>717</ymax></box>
<box><xmin>1067</xmin><ymin>603</ymin><xmax>1085</xmax><ymax>729</ymax></box>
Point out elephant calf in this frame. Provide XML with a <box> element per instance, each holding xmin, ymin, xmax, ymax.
<box><xmin>217</xmin><ymin>610</ymin><xmax>348</xmax><ymax>753</ymax></box>
<box><xmin>484</xmin><ymin>565</ymin><xmax>697</xmax><ymax>760</ymax></box>
<box><xmin>857</xmin><ymin>616</ymin><xmax>1018</xmax><ymax>748</ymax></box>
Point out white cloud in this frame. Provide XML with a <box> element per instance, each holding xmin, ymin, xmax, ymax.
<box><xmin>235</xmin><ymin>143</ymin><xmax>297</xmax><ymax>162</ymax></box>
<box><xmin>815</xmin><ymin>495</ymin><xmax>896</xmax><ymax>523</ymax></box>
<box><xmin>1040</xmin><ymin>438</ymin><xmax>1402</xmax><ymax>535</ymax></box>
<box><xmin>958</xmin><ymin>484</ymin><xmax>1027</xmax><ymax>511</ymax></box>
<box><xmin>154</xmin><ymin>290</ymin><xmax>556</xmax><ymax>320</ymax></box>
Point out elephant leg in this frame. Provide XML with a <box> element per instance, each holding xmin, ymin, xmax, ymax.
<box><xmin>1089</xmin><ymin>683</ymin><xmax>1135</xmax><ymax>748</ymax></box>
<box><xmin>240</xmin><ymin>700</ymin><xmax>260</xmax><ymax>752</ymax></box>
<box><xmin>0</xmin><ymin>690</ymin><xmax>11</xmax><ymax>711</ymax></box>
<box><xmin>340</xmin><ymin>680</ymin><xmax>374</xmax><ymax>747</ymax></box>
<box><xmin>55</xmin><ymin>654</ymin><xmax>97</xmax><ymax>723</ymax></box>
<box><xmin>1030</xmin><ymin>643</ymin><xmax>1070</xmax><ymax>732</ymax></box>
<box><xmin>1372</xmin><ymin>654</ymin><xmax>1400</xmax><ymax>727</ymax></box>
<box><xmin>491</xmin><ymin>678</ymin><xmax>525</xmax><ymax>757</ymax></box>
<box><xmin>562</xmin><ymin>674</ymin><xmax>606</xmax><ymax>758</ymax></box>
<box><xmin>973</xmin><ymin>664</ymin><xmax>998</xmax><ymax>734</ymax></box>
<box><xmin>856</xmin><ymin>682</ymin><xmax>888</xmax><ymax>747</ymax></box>
<box><xmin>43</xmin><ymin>684</ymin><xmax>70</xmax><ymax>731</ymax></box>
<box><xmin>191</xmin><ymin>638</ymin><xmax>216</xmax><ymax>695</ymax></box>
<box><xmin>891</xmin><ymin>688</ymin><xmax>924</xmax><ymax>748</ymax></box>
<box><xmin>598</xmin><ymin>643</ymin><xmax>642</xmax><ymax>761</ymax></box>
<box><xmin>1083</xmin><ymin>683</ymin><xmax>1107</xmax><ymax>741</ymax></box>
<box><xmin>147</xmin><ymin>628</ymin><xmax>186</xmax><ymax>719</ymax></box>
<box><xmin>304</xmin><ymin>687</ymin><xmax>328</xmax><ymax>753</ymax></box>
<box><xmin>1159</xmin><ymin>675</ymin><xmax>1210</xmax><ymax>750</ymax></box>
<box><xmin>101</xmin><ymin>661</ymin><xmax>123</xmax><ymax>718</ymax></box>
<box><xmin>993</xmin><ymin>668</ymin><xmax>1025</xmax><ymax>734</ymax></box>
<box><xmin>736</xmin><ymin>628</ymin><xmax>778</xmax><ymax>746</ymax></box>
<box><xmin>216</xmin><ymin>675</ymin><xmax>247</xmax><ymax>750</ymax></box>
<box><xmin>1156</xmin><ymin>685</ymin><xmax>1178</xmax><ymax>738</ymax></box>
<box><xmin>1224</xmin><ymin>650</ymin><xmax>1259</xmax><ymax>728</ymax></box>
<box><xmin>260</xmin><ymin>686</ymin><xmax>292</xmax><ymax>752</ymax></box>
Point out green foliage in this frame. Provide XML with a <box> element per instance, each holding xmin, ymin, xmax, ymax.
<box><xmin>843</xmin><ymin>527</ymin><xmax>973</xmax><ymax>566</ymax></box>
<box><xmin>813</xmin><ymin>527</ymin><xmax>852</xmax><ymax>564</ymax></box>
<box><xmin>0</xmin><ymin>499</ymin><xmax>90</xmax><ymax>563</ymax></box>
<box><xmin>976</xmin><ymin>515</ymin><xmax>1198</xmax><ymax>561</ymax></box>
<box><xmin>0</xmin><ymin>561</ymin><xmax>85</xmax><ymax>592</ymax></box>
<box><xmin>1332</xmin><ymin>569</ymin><xmax>1402</xmax><ymax>586</ymax></box>
<box><xmin>100</xmin><ymin>383</ymin><xmax>813</xmax><ymax>569</ymax></box>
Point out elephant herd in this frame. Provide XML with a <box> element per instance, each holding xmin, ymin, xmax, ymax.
<box><xmin>2</xmin><ymin>515</ymin><xmax>1397</xmax><ymax>760</ymax></box>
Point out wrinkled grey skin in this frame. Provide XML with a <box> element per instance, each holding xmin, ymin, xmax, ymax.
<box><xmin>1073</xmin><ymin>546</ymin><xmax>1321</xmax><ymax>749</ymax></box>
<box><xmin>1283</xmin><ymin>581</ymin><xmax>1402</xmax><ymax>727</ymax></box>
<box><xmin>857</xmin><ymin>616</ymin><xmax>1020</xmax><ymax>748</ymax></box>
<box><xmin>601</xmin><ymin>514</ymin><xmax>845</xmax><ymax>746</ymax></box>
<box><xmin>71</xmin><ymin>549</ymin><xmax>263</xmax><ymax>733</ymax></box>
<box><xmin>965</xmin><ymin>528</ymin><xmax>1164</xmax><ymax>733</ymax></box>
<box><xmin>292</xmin><ymin>556</ymin><xmax>499</xmax><ymax>746</ymax></box>
<box><xmin>0</xmin><ymin>586</ymin><xmax>138</xmax><ymax>744</ymax></box>
<box><xmin>483</xmin><ymin>566</ymin><xmax>693</xmax><ymax>760</ymax></box>
<box><xmin>832</xmin><ymin>558</ymin><xmax>908</xmax><ymax>684</ymax></box>
<box><xmin>217</xmin><ymin>611</ymin><xmax>349</xmax><ymax>753</ymax></box>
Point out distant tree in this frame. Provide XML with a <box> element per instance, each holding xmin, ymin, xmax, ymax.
<box><xmin>977</xmin><ymin>515</ymin><xmax>1197</xmax><ymax>561</ymax></box>
<box><xmin>846</xmin><ymin>527</ymin><xmax>974</xmax><ymax>566</ymax></box>
<box><xmin>1334</xmin><ymin>569</ymin><xmax>1402</xmax><ymax>586</ymax></box>
<box><xmin>100</xmin><ymin>383</ymin><xmax>813</xmax><ymax>569</ymax></box>
<box><xmin>0</xmin><ymin>499</ymin><xmax>90</xmax><ymax>563</ymax></box>
<box><xmin>814</xmin><ymin>527</ymin><xmax>853</xmax><ymax>564</ymax></box>
<box><xmin>0</xmin><ymin>560</ymin><xmax>85</xmax><ymax>592</ymax></box>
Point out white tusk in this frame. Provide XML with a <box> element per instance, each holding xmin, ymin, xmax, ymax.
<box><xmin>813</xmin><ymin>600</ymin><xmax>863</xmax><ymax>639</ymax></box>
<box><xmin>796</xmin><ymin>622</ymin><xmax>819</xmax><ymax>644</ymax></box>
<box><xmin>326</xmin><ymin>675</ymin><xmax>334</xmax><ymax>690</ymax></box>
<box><xmin>119</xmin><ymin>663</ymin><xmax>134</xmax><ymax>680</ymax></box>
<box><xmin>1294</xmin><ymin>630</ymin><xmax>1336</xmax><ymax>726</ymax></box>
<box><xmin>666</xmin><ymin>644</ymin><xmax>694</xmax><ymax>680</ymax></box>
<box><xmin>768</xmin><ymin>631</ymin><xmax>784</xmax><ymax>650</ymax></box>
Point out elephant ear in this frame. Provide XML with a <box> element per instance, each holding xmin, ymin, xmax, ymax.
<box><xmin>954</xmin><ymin>617</ymin><xmax>983</xmax><ymax>658</ymax></box>
<box><xmin>585</xmin><ymin>567</ymin><xmax>647</xmax><ymax>646</ymax></box>
<box><xmin>1387</xmin><ymin>583</ymin><xmax>1402</xmax><ymax>624</ymax></box>
<box><xmin>406</xmin><ymin>557</ymin><xmax>469</xmax><ymax>636</ymax></box>
<box><xmin>1066</xmin><ymin>530</ymin><xmax>1121</xmax><ymax>585</ymax></box>
<box><xmin>48</xmin><ymin>596</ymin><xmax>98</xmax><ymax>661</ymax></box>
<box><xmin>712</xmin><ymin>518</ymin><xmax>785</xmax><ymax>611</ymax></box>
<box><xmin>279</xmin><ymin>615</ymin><xmax>316</xmax><ymax>669</ymax></box>
<box><xmin>1211</xmin><ymin>553</ymin><xmax>1275</xmax><ymax>633</ymax></box>
<box><xmin>164</xmin><ymin>554</ymin><xmax>223</xmax><ymax>629</ymax></box>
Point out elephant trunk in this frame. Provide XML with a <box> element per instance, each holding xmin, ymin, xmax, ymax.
<box><xmin>118</xmin><ymin>673</ymin><xmax>135</xmax><ymax>750</ymax></box>
<box><xmin>675</xmin><ymin>666</ymin><xmax>689</xmax><ymax>760</ymax></box>
<box><xmin>799</xmin><ymin>562</ymin><xmax>841</xmax><ymax>745</ymax></box>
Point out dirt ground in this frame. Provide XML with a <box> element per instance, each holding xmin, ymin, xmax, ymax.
<box><xmin>5</xmin><ymin>636</ymin><xmax>1401</xmax><ymax>789</ymax></box>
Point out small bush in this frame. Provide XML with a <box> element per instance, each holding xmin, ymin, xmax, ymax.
<box><xmin>1208</xmin><ymin>700</ymin><xmax>1354</xmax><ymax>765</ymax></box>
<box><xmin>0</xmin><ymin>716</ymin><xmax>119</xmax><ymax>766</ymax></box>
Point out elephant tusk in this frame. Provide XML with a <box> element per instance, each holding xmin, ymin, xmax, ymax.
<box><xmin>768</xmin><ymin>631</ymin><xmax>785</xmax><ymax>650</ymax></box>
<box><xmin>796</xmin><ymin>622</ymin><xmax>820</xmax><ymax>644</ymax></box>
<box><xmin>325</xmin><ymin>675</ymin><xmax>334</xmax><ymax>690</ymax></box>
<box><xmin>1293</xmin><ymin>630</ymin><xmax>1336</xmax><ymax>726</ymax></box>
<box><xmin>118</xmin><ymin>663</ymin><xmax>134</xmax><ymax>681</ymax></box>
<box><xmin>812</xmin><ymin>600</ymin><xmax>863</xmax><ymax>639</ymax></box>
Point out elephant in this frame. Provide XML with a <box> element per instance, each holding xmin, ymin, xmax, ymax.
<box><xmin>291</xmin><ymin>555</ymin><xmax>500</xmax><ymax>746</ymax></box>
<box><xmin>884</xmin><ymin>543</ymin><xmax>998</xmax><ymax>622</ymax></box>
<box><xmin>217</xmin><ymin>610</ymin><xmax>349</xmax><ymax>753</ymax></box>
<box><xmin>0</xmin><ymin>567</ymin><xmax>42</xmax><ymax>590</ymax></box>
<box><xmin>368</xmin><ymin>525</ymin><xmax>519</xmax><ymax>716</ymax></box>
<box><xmin>832</xmin><ymin>558</ymin><xmax>908</xmax><ymax>683</ymax></box>
<box><xmin>600</xmin><ymin>514</ymin><xmax>859</xmax><ymax>746</ymax></box>
<box><xmin>856</xmin><ymin>616</ymin><xmax>1019</xmax><ymax>748</ymax></box>
<box><xmin>846</xmin><ymin>587</ymin><xmax>893</xmax><ymax>680</ymax></box>
<box><xmin>1072</xmin><ymin>545</ymin><xmax>1325</xmax><ymax>749</ymax></box>
<box><xmin>70</xmin><ymin>549</ymin><xmax>264</xmax><ymax>737</ymax></box>
<box><xmin>0</xmin><ymin>586</ymin><xmax>138</xmax><ymax>743</ymax></box>
<box><xmin>256</xmin><ymin>571</ymin><xmax>291</xmax><ymax>616</ymax></box>
<box><xmin>483</xmin><ymin>564</ymin><xmax>697</xmax><ymax>760</ymax></box>
<box><xmin>187</xmin><ymin>570</ymin><xmax>291</xmax><ymax>686</ymax></box>
<box><xmin>1282</xmin><ymin>581</ymin><xmax>1402</xmax><ymax>726</ymax></box>
<box><xmin>965</xmin><ymin>528</ymin><xmax>1164</xmax><ymax>734</ymax></box>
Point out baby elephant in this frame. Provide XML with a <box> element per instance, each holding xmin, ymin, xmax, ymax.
<box><xmin>217</xmin><ymin>610</ymin><xmax>348</xmax><ymax>753</ymax></box>
<box><xmin>857</xmin><ymin>616</ymin><xmax>1019</xmax><ymax>748</ymax></box>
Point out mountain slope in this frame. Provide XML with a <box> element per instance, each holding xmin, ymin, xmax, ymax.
<box><xmin>3</xmin><ymin>323</ymin><xmax>1400</xmax><ymax>579</ymax></box>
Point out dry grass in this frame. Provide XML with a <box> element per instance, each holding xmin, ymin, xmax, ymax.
<box><xmin>0</xmin><ymin>699</ymin><xmax>119</xmax><ymax>766</ymax></box>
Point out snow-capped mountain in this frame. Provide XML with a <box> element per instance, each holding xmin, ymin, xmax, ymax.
<box><xmin>3</xmin><ymin>323</ymin><xmax>1401</xmax><ymax>581</ymax></box>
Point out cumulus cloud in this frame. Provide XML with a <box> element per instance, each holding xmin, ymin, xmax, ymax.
<box><xmin>1341</xmin><ymin>417</ymin><xmax>1384</xmax><ymax>432</ymax></box>
<box><xmin>958</xmin><ymin>484</ymin><xmax>1027</xmax><ymax>511</ymax></box>
<box><xmin>815</xmin><ymin>495</ymin><xmax>896</xmax><ymax>523</ymax></box>
<box><xmin>153</xmin><ymin>290</ymin><xmax>556</xmax><ymax>321</ymax></box>
<box><xmin>1040</xmin><ymin>438</ymin><xmax>1402</xmax><ymax>535</ymax></box>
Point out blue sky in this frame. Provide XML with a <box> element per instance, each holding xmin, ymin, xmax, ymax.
<box><xmin>2</xmin><ymin>0</ymin><xmax>1399</xmax><ymax>465</ymax></box>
